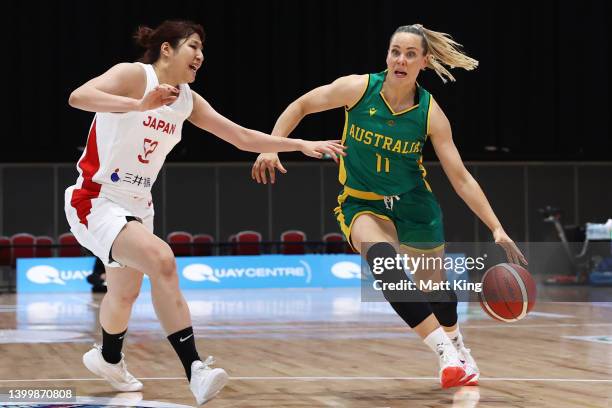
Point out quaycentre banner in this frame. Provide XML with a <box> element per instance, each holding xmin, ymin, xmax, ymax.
<box><xmin>17</xmin><ymin>255</ymin><xmax>363</xmax><ymax>293</ymax></box>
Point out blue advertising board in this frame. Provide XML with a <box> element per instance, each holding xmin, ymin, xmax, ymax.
<box><xmin>17</xmin><ymin>255</ymin><xmax>363</xmax><ymax>293</ymax></box>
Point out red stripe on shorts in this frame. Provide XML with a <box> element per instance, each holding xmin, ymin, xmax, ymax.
<box><xmin>71</xmin><ymin>117</ymin><xmax>102</xmax><ymax>227</ymax></box>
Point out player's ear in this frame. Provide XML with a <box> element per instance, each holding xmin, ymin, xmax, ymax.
<box><xmin>160</xmin><ymin>42</ymin><xmax>172</xmax><ymax>58</ymax></box>
<box><xmin>421</xmin><ymin>53</ymin><xmax>429</xmax><ymax>71</ymax></box>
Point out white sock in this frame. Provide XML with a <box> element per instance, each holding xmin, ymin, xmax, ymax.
<box><xmin>423</xmin><ymin>327</ymin><xmax>453</xmax><ymax>354</ymax></box>
<box><xmin>446</xmin><ymin>327</ymin><xmax>463</xmax><ymax>348</ymax></box>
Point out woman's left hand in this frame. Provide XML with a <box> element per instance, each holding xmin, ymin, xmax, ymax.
<box><xmin>493</xmin><ymin>228</ymin><xmax>528</xmax><ymax>266</ymax></box>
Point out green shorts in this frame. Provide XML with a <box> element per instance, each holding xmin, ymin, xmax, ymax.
<box><xmin>334</xmin><ymin>183</ymin><xmax>444</xmax><ymax>252</ymax></box>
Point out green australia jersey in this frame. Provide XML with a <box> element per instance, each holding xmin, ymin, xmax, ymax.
<box><xmin>339</xmin><ymin>71</ymin><xmax>434</xmax><ymax>196</ymax></box>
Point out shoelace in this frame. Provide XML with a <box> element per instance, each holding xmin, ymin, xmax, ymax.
<box><xmin>92</xmin><ymin>344</ymin><xmax>136</xmax><ymax>382</ymax></box>
<box><xmin>459</xmin><ymin>347</ymin><xmax>474</xmax><ymax>366</ymax></box>
<box><xmin>118</xmin><ymin>359</ymin><xmax>135</xmax><ymax>381</ymax></box>
<box><xmin>194</xmin><ymin>355</ymin><xmax>216</xmax><ymax>372</ymax></box>
<box><xmin>383</xmin><ymin>195</ymin><xmax>400</xmax><ymax>210</ymax></box>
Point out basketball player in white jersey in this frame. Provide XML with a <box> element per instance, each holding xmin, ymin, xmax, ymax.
<box><xmin>64</xmin><ymin>20</ymin><xmax>345</xmax><ymax>406</ymax></box>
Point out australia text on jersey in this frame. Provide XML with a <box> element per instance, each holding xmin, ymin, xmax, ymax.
<box><xmin>347</xmin><ymin>124</ymin><xmax>422</xmax><ymax>155</ymax></box>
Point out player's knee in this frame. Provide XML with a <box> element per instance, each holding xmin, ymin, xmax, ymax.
<box><xmin>365</xmin><ymin>242</ymin><xmax>437</xmax><ymax>328</ymax></box>
<box><xmin>365</xmin><ymin>242</ymin><xmax>397</xmax><ymax>267</ymax></box>
<box><xmin>426</xmin><ymin>290</ymin><xmax>458</xmax><ymax>327</ymax></box>
<box><xmin>389</xmin><ymin>301</ymin><xmax>433</xmax><ymax>328</ymax></box>
<box><xmin>149</xmin><ymin>248</ymin><xmax>177</xmax><ymax>281</ymax></box>
<box><xmin>366</xmin><ymin>242</ymin><xmax>401</xmax><ymax>282</ymax></box>
<box><xmin>111</xmin><ymin>289</ymin><xmax>141</xmax><ymax>307</ymax></box>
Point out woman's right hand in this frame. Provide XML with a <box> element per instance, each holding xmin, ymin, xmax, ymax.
<box><xmin>137</xmin><ymin>84</ymin><xmax>180</xmax><ymax>111</ymax></box>
<box><xmin>252</xmin><ymin>153</ymin><xmax>287</xmax><ymax>184</ymax></box>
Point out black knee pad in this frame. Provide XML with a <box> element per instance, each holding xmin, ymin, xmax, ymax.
<box><xmin>426</xmin><ymin>290</ymin><xmax>458</xmax><ymax>327</ymax></box>
<box><xmin>365</xmin><ymin>242</ymin><xmax>397</xmax><ymax>269</ymax></box>
<box><xmin>388</xmin><ymin>300</ymin><xmax>434</xmax><ymax>328</ymax></box>
<box><xmin>366</xmin><ymin>242</ymin><xmax>433</xmax><ymax>328</ymax></box>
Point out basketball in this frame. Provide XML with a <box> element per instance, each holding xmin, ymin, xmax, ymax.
<box><xmin>479</xmin><ymin>263</ymin><xmax>537</xmax><ymax>322</ymax></box>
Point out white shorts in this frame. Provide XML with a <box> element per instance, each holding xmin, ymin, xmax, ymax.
<box><xmin>64</xmin><ymin>185</ymin><xmax>154</xmax><ymax>267</ymax></box>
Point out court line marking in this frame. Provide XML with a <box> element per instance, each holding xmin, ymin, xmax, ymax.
<box><xmin>188</xmin><ymin>322</ymin><xmax>612</xmax><ymax>332</ymax></box>
<box><xmin>6</xmin><ymin>322</ymin><xmax>612</xmax><ymax>336</ymax></box>
<box><xmin>0</xmin><ymin>376</ymin><xmax>610</xmax><ymax>383</ymax></box>
<box><xmin>527</xmin><ymin>311</ymin><xmax>575</xmax><ymax>318</ymax></box>
<box><xmin>563</xmin><ymin>335</ymin><xmax>612</xmax><ymax>344</ymax></box>
<box><xmin>460</xmin><ymin>322</ymin><xmax>612</xmax><ymax>329</ymax></box>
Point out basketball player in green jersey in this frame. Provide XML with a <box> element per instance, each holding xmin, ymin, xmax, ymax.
<box><xmin>251</xmin><ymin>24</ymin><xmax>527</xmax><ymax>388</ymax></box>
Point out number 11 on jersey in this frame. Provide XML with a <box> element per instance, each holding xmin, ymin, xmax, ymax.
<box><xmin>376</xmin><ymin>153</ymin><xmax>390</xmax><ymax>173</ymax></box>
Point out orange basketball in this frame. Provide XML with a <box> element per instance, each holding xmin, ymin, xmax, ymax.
<box><xmin>479</xmin><ymin>263</ymin><xmax>537</xmax><ymax>322</ymax></box>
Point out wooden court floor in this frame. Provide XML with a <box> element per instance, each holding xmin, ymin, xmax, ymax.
<box><xmin>0</xmin><ymin>288</ymin><xmax>611</xmax><ymax>407</ymax></box>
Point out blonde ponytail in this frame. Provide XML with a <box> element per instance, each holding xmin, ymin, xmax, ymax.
<box><xmin>393</xmin><ymin>24</ymin><xmax>478</xmax><ymax>83</ymax></box>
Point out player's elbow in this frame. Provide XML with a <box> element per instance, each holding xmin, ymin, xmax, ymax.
<box><xmin>289</xmin><ymin>99</ymin><xmax>308</xmax><ymax>119</ymax></box>
<box><xmin>68</xmin><ymin>89</ymin><xmax>84</xmax><ymax>108</ymax></box>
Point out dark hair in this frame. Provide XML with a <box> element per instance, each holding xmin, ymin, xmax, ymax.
<box><xmin>134</xmin><ymin>20</ymin><xmax>205</xmax><ymax>64</ymax></box>
<box><xmin>391</xmin><ymin>24</ymin><xmax>478</xmax><ymax>83</ymax></box>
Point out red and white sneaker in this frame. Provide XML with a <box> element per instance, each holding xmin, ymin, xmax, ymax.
<box><xmin>458</xmin><ymin>346</ymin><xmax>480</xmax><ymax>386</ymax></box>
<box><xmin>437</xmin><ymin>343</ymin><xmax>476</xmax><ymax>389</ymax></box>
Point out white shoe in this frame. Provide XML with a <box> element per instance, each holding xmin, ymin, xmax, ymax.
<box><xmin>437</xmin><ymin>343</ymin><xmax>476</xmax><ymax>389</ymax></box>
<box><xmin>457</xmin><ymin>346</ymin><xmax>480</xmax><ymax>386</ymax></box>
<box><xmin>189</xmin><ymin>356</ymin><xmax>229</xmax><ymax>405</ymax></box>
<box><xmin>82</xmin><ymin>344</ymin><xmax>143</xmax><ymax>392</ymax></box>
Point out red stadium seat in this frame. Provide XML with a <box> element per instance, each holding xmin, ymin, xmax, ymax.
<box><xmin>167</xmin><ymin>231</ymin><xmax>193</xmax><ymax>256</ymax></box>
<box><xmin>193</xmin><ymin>234</ymin><xmax>214</xmax><ymax>256</ymax></box>
<box><xmin>323</xmin><ymin>232</ymin><xmax>347</xmax><ymax>254</ymax></box>
<box><xmin>35</xmin><ymin>236</ymin><xmax>54</xmax><ymax>258</ymax></box>
<box><xmin>280</xmin><ymin>230</ymin><xmax>306</xmax><ymax>254</ymax></box>
<box><xmin>58</xmin><ymin>232</ymin><xmax>82</xmax><ymax>257</ymax></box>
<box><xmin>10</xmin><ymin>233</ymin><xmax>36</xmax><ymax>266</ymax></box>
<box><xmin>0</xmin><ymin>236</ymin><xmax>12</xmax><ymax>266</ymax></box>
<box><xmin>227</xmin><ymin>234</ymin><xmax>237</xmax><ymax>255</ymax></box>
<box><xmin>236</xmin><ymin>230</ymin><xmax>262</xmax><ymax>255</ymax></box>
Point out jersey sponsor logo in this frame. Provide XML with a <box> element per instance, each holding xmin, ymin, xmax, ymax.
<box><xmin>138</xmin><ymin>138</ymin><xmax>159</xmax><ymax>164</ymax></box>
<box><xmin>142</xmin><ymin>115</ymin><xmax>177</xmax><ymax>135</ymax></box>
<box><xmin>347</xmin><ymin>123</ymin><xmax>422</xmax><ymax>155</ymax></box>
<box><xmin>123</xmin><ymin>172</ymin><xmax>151</xmax><ymax>188</ymax></box>
<box><xmin>110</xmin><ymin>168</ymin><xmax>121</xmax><ymax>182</ymax></box>
<box><xmin>110</xmin><ymin>168</ymin><xmax>151</xmax><ymax>188</ymax></box>
<box><xmin>369</xmin><ymin>107</ymin><xmax>377</xmax><ymax>116</ymax></box>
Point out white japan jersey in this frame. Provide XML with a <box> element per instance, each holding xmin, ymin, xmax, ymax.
<box><xmin>72</xmin><ymin>63</ymin><xmax>193</xmax><ymax>202</ymax></box>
